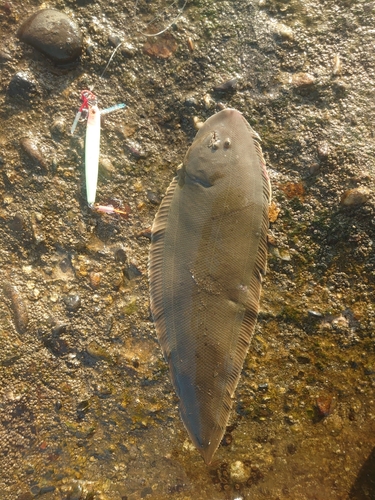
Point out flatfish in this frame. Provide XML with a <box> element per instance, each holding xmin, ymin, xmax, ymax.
<box><xmin>149</xmin><ymin>108</ymin><xmax>271</xmax><ymax>464</ymax></box>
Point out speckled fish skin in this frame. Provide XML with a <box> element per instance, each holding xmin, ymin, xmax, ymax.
<box><xmin>149</xmin><ymin>108</ymin><xmax>271</xmax><ymax>464</ymax></box>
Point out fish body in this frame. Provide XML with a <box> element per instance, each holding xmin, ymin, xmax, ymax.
<box><xmin>149</xmin><ymin>108</ymin><xmax>270</xmax><ymax>463</ymax></box>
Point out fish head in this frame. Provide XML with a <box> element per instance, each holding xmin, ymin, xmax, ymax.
<box><xmin>181</xmin><ymin>108</ymin><xmax>254</xmax><ymax>188</ymax></box>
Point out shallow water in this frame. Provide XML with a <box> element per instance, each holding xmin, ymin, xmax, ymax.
<box><xmin>0</xmin><ymin>0</ymin><xmax>374</xmax><ymax>499</ymax></box>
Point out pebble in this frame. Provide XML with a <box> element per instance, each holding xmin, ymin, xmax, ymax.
<box><xmin>3</xmin><ymin>281</ymin><xmax>29</xmax><ymax>334</ymax></box>
<box><xmin>51</xmin><ymin>323</ymin><xmax>67</xmax><ymax>336</ymax></box>
<box><xmin>146</xmin><ymin>190</ymin><xmax>161</xmax><ymax>205</ymax></box>
<box><xmin>275</xmin><ymin>22</ymin><xmax>294</xmax><ymax>40</ymax></box>
<box><xmin>59</xmin><ymin>257</ymin><xmax>72</xmax><ymax>274</ymax></box>
<box><xmin>99</xmin><ymin>157</ymin><xmax>115</xmax><ymax>178</ymax></box>
<box><xmin>17</xmin><ymin>9</ymin><xmax>83</xmax><ymax>64</ymax></box>
<box><xmin>0</xmin><ymin>48</ymin><xmax>12</xmax><ymax>62</ymax></box>
<box><xmin>203</xmin><ymin>93</ymin><xmax>214</xmax><ymax>109</ymax></box>
<box><xmin>308</xmin><ymin>310</ymin><xmax>323</xmax><ymax>318</ymax></box>
<box><xmin>332</xmin><ymin>54</ymin><xmax>342</xmax><ymax>76</ymax></box>
<box><xmin>193</xmin><ymin>116</ymin><xmax>205</xmax><ymax>129</ymax></box>
<box><xmin>10</xmin><ymin>213</ymin><xmax>27</xmax><ymax>233</ymax></box>
<box><xmin>309</xmin><ymin>163</ymin><xmax>321</xmax><ymax>175</ymax></box>
<box><xmin>40</xmin><ymin>486</ymin><xmax>56</xmax><ymax>495</ymax></box>
<box><xmin>63</xmin><ymin>294</ymin><xmax>81</xmax><ymax>312</ymax></box>
<box><xmin>8</xmin><ymin>71</ymin><xmax>37</xmax><ymax>98</ymax></box>
<box><xmin>213</xmin><ymin>77</ymin><xmax>238</xmax><ymax>92</ymax></box>
<box><xmin>316</xmin><ymin>394</ymin><xmax>334</xmax><ymax>417</ymax></box>
<box><xmin>185</xmin><ymin>96</ymin><xmax>198</xmax><ymax>107</ymax></box>
<box><xmin>20</xmin><ymin>137</ymin><xmax>48</xmax><ymax>172</ymax></box>
<box><xmin>230</xmin><ymin>460</ymin><xmax>248</xmax><ymax>482</ymax></box>
<box><xmin>31</xmin><ymin>212</ymin><xmax>45</xmax><ymax>244</ymax></box>
<box><xmin>137</xmin><ymin>227</ymin><xmax>152</xmax><ymax>240</ymax></box>
<box><xmin>125</xmin><ymin>140</ymin><xmax>147</xmax><ymax>159</ymax></box>
<box><xmin>124</xmin><ymin>262</ymin><xmax>142</xmax><ymax>280</ymax></box>
<box><xmin>108</xmin><ymin>34</ymin><xmax>121</xmax><ymax>47</ymax></box>
<box><xmin>30</xmin><ymin>485</ymin><xmax>40</xmax><ymax>496</ymax></box>
<box><xmin>323</xmin><ymin>413</ymin><xmax>343</xmax><ymax>435</ymax></box>
<box><xmin>292</xmin><ymin>72</ymin><xmax>316</xmax><ymax>88</ymax></box>
<box><xmin>317</xmin><ymin>141</ymin><xmax>331</xmax><ymax>160</ymax></box>
<box><xmin>50</xmin><ymin>118</ymin><xmax>66</xmax><ymax>139</ymax></box>
<box><xmin>121</xmin><ymin>41</ymin><xmax>137</xmax><ymax>58</ymax></box>
<box><xmin>187</xmin><ymin>36</ymin><xmax>195</xmax><ymax>52</ymax></box>
<box><xmin>93</xmin><ymin>383</ymin><xmax>113</xmax><ymax>397</ymax></box>
<box><xmin>115</xmin><ymin>247</ymin><xmax>127</xmax><ymax>263</ymax></box>
<box><xmin>77</xmin><ymin>400</ymin><xmax>90</xmax><ymax>421</ymax></box>
<box><xmin>268</xmin><ymin>201</ymin><xmax>280</xmax><ymax>223</ymax></box>
<box><xmin>89</xmin><ymin>272</ymin><xmax>101</xmax><ymax>289</ymax></box>
<box><xmin>340</xmin><ymin>187</ymin><xmax>371</xmax><ymax>206</ymax></box>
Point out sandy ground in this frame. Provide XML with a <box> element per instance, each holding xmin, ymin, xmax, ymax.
<box><xmin>0</xmin><ymin>0</ymin><xmax>374</xmax><ymax>499</ymax></box>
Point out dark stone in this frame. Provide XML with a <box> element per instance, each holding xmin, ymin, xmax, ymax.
<box><xmin>10</xmin><ymin>213</ymin><xmax>26</xmax><ymax>233</ymax></box>
<box><xmin>287</xmin><ymin>443</ymin><xmax>297</xmax><ymax>454</ymax></box>
<box><xmin>214</xmin><ymin>77</ymin><xmax>238</xmax><ymax>92</ymax></box>
<box><xmin>77</xmin><ymin>399</ymin><xmax>90</xmax><ymax>420</ymax></box>
<box><xmin>115</xmin><ymin>248</ymin><xmax>127</xmax><ymax>263</ymax></box>
<box><xmin>121</xmin><ymin>42</ymin><xmax>136</xmax><ymax>58</ymax></box>
<box><xmin>96</xmin><ymin>218</ymin><xmax>118</xmax><ymax>242</ymax></box>
<box><xmin>108</xmin><ymin>34</ymin><xmax>121</xmax><ymax>47</ymax></box>
<box><xmin>124</xmin><ymin>262</ymin><xmax>142</xmax><ymax>280</ymax></box>
<box><xmin>63</xmin><ymin>294</ymin><xmax>81</xmax><ymax>312</ymax></box>
<box><xmin>59</xmin><ymin>257</ymin><xmax>72</xmax><ymax>273</ymax></box>
<box><xmin>30</xmin><ymin>485</ymin><xmax>40</xmax><ymax>496</ymax></box>
<box><xmin>51</xmin><ymin>323</ymin><xmax>67</xmax><ymax>336</ymax></box>
<box><xmin>8</xmin><ymin>71</ymin><xmax>37</xmax><ymax>98</ymax></box>
<box><xmin>296</xmin><ymin>356</ymin><xmax>311</xmax><ymax>364</ymax></box>
<box><xmin>40</xmin><ymin>486</ymin><xmax>56</xmax><ymax>495</ymax></box>
<box><xmin>141</xmin><ymin>487</ymin><xmax>153</xmax><ymax>498</ymax></box>
<box><xmin>146</xmin><ymin>190</ymin><xmax>161</xmax><ymax>205</ymax></box>
<box><xmin>17</xmin><ymin>9</ymin><xmax>83</xmax><ymax>64</ymax></box>
<box><xmin>221</xmin><ymin>433</ymin><xmax>232</xmax><ymax>446</ymax></box>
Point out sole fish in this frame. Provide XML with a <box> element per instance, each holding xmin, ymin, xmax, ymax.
<box><xmin>149</xmin><ymin>108</ymin><xmax>271</xmax><ymax>464</ymax></box>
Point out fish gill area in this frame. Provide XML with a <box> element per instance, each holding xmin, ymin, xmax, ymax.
<box><xmin>0</xmin><ymin>0</ymin><xmax>374</xmax><ymax>499</ymax></box>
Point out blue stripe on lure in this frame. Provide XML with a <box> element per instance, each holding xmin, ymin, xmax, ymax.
<box><xmin>101</xmin><ymin>103</ymin><xmax>126</xmax><ymax>115</ymax></box>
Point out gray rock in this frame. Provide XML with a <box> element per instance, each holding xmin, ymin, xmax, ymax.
<box><xmin>17</xmin><ymin>9</ymin><xmax>82</xmax><ymax>64</ymax></box>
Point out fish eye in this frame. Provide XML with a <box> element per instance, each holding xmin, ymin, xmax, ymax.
<box><xmin>224</xmin><ymin>138</ymin><xmax>231</xmax><ymax>149</ymax></box>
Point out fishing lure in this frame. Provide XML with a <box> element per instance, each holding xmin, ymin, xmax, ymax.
<box><xmin>71</xmin><ymin>90</ymin><xmax>126</xmax><ymax>206</ymax></box>
<box><xmin>93</xmin><ymin>204</ymin><xmax>129</xmax><ymax>217</ymax></box>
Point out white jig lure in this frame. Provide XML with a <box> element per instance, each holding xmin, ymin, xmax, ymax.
<box><xmin>85</xmin><ymin>102</ymin><xmax>101</xmax><ymax>206</ymax></box>
<box><xmin>71</xmin><ymin>90</ymin><xmax>126</xmax><ymax>206</ymax></box>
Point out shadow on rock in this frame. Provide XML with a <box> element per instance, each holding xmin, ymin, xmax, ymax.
<box><xmin>349</xmin><ymin>447</ymin><xmax>375</xmax><ymax>499</ymax></box>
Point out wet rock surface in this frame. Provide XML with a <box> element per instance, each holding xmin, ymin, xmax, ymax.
<box><xmin>0</xmin><ymin>0</ymin><xmax>375</xmax><ymax>499</ymax></box>
<box><xmin>7</xmin><ymin>71</ymin><xmax>38</xmax><ymax>98</ymax></box>
<box><xmin>17</xmin><ymin>9</ymin><xmax>83</xmax><ymax>64</ymax></box>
